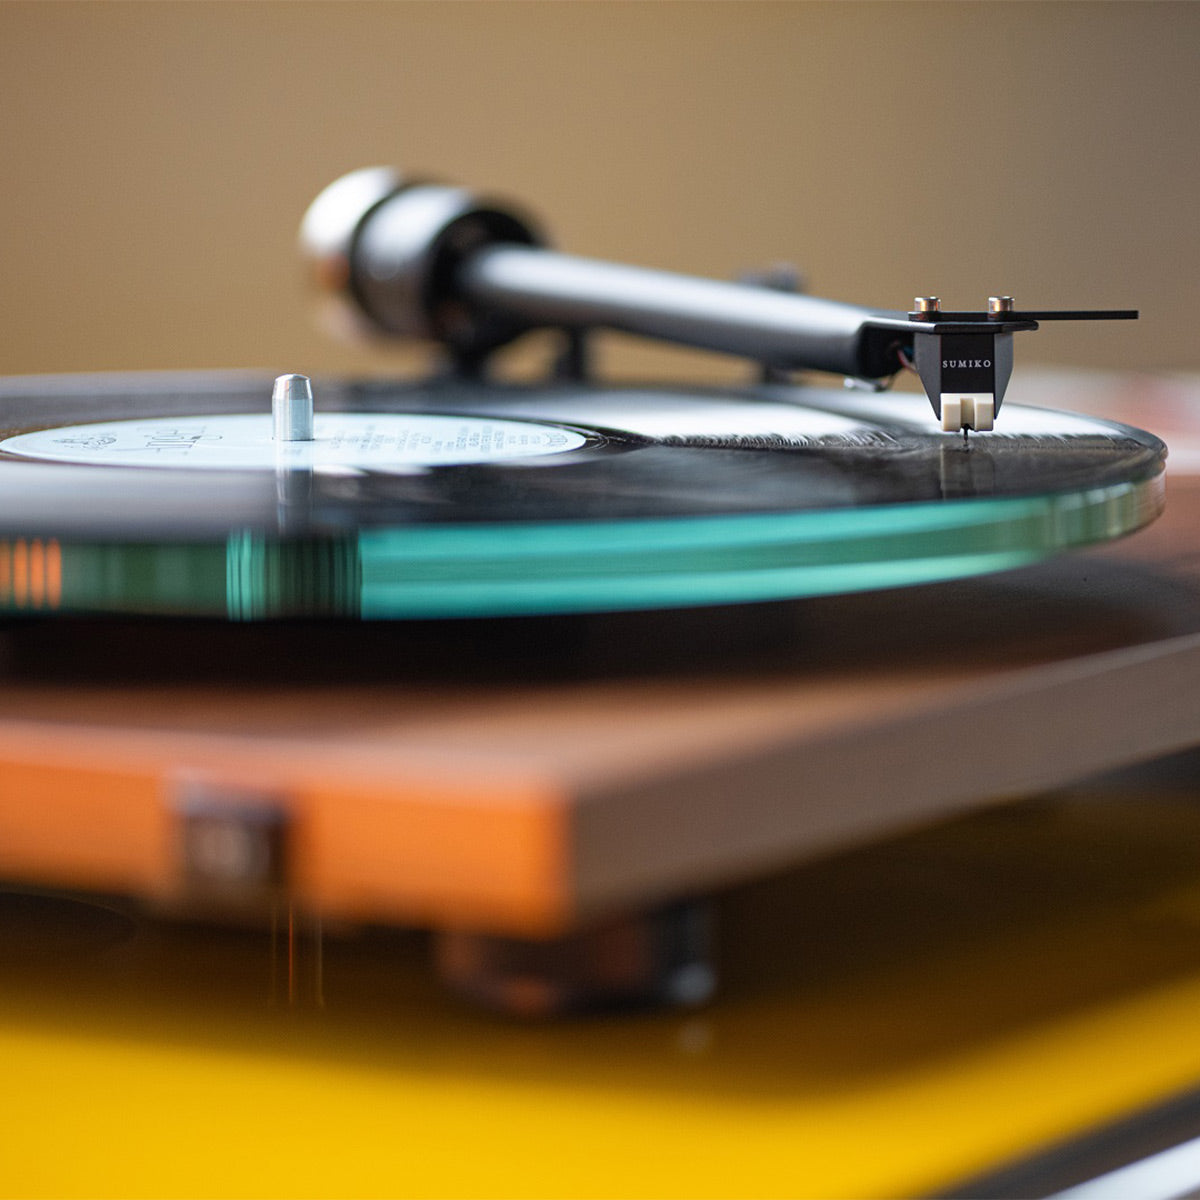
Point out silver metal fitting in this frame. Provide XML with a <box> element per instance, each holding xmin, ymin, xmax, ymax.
<box><xmin>298</xmin><ymin>167</ymin><xmax>407</xmax><ymax>341</ymax></box>
<box><xmin>914</xmin><ymin>296</ymin><xmax>941</xmax><ymax>315</ymax></box>
<box><xmin>988</xmin><ymin>295</ymin><xmax>1015</xmax><ymax>315</ymax></box>
<box><xmin>299</xmin><ymin>167</ymin><xmax>404</xmax><ymax>297</ymax></box>
<box><xmin>272</xmin><ymin>374</ymin><xmax>315</xmax><ymax>442</ymax></box>
<box><xmin>173</xmin><ymin>777</ymin><xmax>291</xmax><ymax>907</ymax></box>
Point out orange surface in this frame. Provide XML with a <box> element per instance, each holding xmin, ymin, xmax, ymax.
<box><xmin>0</xmin><ymin>538</ymin><xmax>61</xmax><ymax>611</ymax></box>
<box><xmin>300</xmin><ymin>776</ymin><xmax>567</xmax><ymax>933</ymax></box>
<box><xmin>0</xmin><ymin>725</ymin><xmax>568</xmax><ymax>934</ymax></box>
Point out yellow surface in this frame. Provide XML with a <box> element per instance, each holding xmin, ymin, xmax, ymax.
<box><xmin>8</xmin><ymin>792</ymin><xmax>1200</xmax><ymax>1198</ymax></box>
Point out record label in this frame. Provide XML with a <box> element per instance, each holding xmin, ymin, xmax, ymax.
<box><xmin>0</xmin><ymin>413</ymin><xmax>590</xmax><ymax>471</ymax></box>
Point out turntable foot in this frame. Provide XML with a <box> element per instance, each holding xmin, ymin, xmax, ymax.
<box><xmin>433</xmin><ymin>900</ymin><xmax>715</xmax><ymax>1017</ymax></box>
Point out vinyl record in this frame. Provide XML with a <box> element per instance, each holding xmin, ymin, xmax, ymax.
<box><xmin>0</xmin><ymin>371</ymin><xmax>1166</xmax><ymax>619</ymax></box>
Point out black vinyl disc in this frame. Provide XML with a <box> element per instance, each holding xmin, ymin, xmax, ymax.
<box><xmin>0</xmin><ymin>371</ymin><xmax>1166</xmax><ymax>619</ymax></box>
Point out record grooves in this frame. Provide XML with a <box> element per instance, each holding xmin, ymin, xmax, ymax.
<box><xmin>0</xmin><ymin>372</ymin><xmax>1166</xmax><ymax>619</ymax></box>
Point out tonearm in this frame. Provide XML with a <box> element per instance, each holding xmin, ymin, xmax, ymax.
<box><xmin>301</xmin><ymin>168</ymin><xmax>1137</xmax><ymax>433</ymax></box>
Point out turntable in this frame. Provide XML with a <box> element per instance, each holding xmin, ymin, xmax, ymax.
<box><xmin>4</xmin><ymin>168</ymin><xmax>1200</xmax><ymax>1198</ymax></box>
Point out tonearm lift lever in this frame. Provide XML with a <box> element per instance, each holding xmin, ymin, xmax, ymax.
<box><xmin>302</xmin><ymin>168</ymin><xmax>1137</xmax><ymax>433</ymax></box>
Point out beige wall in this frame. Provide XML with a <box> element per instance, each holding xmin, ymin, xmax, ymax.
<box><xmin>0</xmin><ymin>1</ymin><xmax>1195</xmax><ymax>388</ymax></box>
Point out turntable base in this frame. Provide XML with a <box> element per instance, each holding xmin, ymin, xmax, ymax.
<box><xmin>1</xmin><ymin>477</ymin><xmax>1199</xmax><ymax>941</ymax></box>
